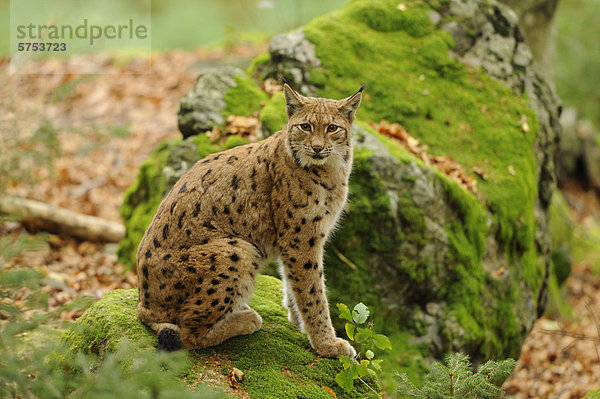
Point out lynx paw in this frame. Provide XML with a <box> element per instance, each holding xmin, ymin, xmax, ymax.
<box><xmin>315</xmin><ymin>337</ymin><xmax>357</xmax><ymax>359</ymax></box>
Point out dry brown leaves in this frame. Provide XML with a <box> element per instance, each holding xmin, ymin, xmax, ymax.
<box><xmin>262</xmin><ymin>77</ymin><xmax>283</xmax><ymax>96</ymax></box>
<box><xmin>228</xmin><ymin>367</ymin><xmax>244</xmax><ymax>389</ymax></box>
<box><xmin>208</xmin><ymin>114</ymin><xmax>261</xmax><ymax>144</ymax></box>
<box><xmin>1</xmin><ymin>44</ymin><xmax>266</xmax><ymax>223</ymax></box>
<box><xmin>503</xmin><ymin>261</ymin><xmax>600</xmax><ymax>398</ymax></box>
<box><xmin>372</xmin><ymin>120</ymin><xmax>480</xmax><ymax>196</ymax></box>
<box><xmin>2</xmin><ymin>227</ymin><xmax>136</xmax><ymax>322</ymax></box>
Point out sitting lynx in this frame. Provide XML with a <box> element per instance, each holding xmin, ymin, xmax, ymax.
<box><xmin>137</xmin><ymin>83</ymin><xmax>363</xmax><ymax>358</ymax></box>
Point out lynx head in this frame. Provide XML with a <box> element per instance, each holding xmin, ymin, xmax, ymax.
<box><xmin>283</xmin><ymin>84</ymin><xmax>364</xmax><ymax>167</ymax></box>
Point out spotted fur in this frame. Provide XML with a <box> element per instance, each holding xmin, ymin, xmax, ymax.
<box><xmin>137</xmin><ymin>84</ymin><xmax>362</xmax><ymax>358</ymax></box>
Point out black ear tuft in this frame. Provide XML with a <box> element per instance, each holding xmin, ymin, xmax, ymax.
<box><xmin>281</xmin><ymin>76</ymin><xmax>291</xmax><ymax>86</ymax></box>
<box><xmin>157</xmin><ymin>327</ymin><xmax>182</xmax><ymax>352</ymax></box>
<box><xmin>338</xmin><ymin>85</ymin><xmax>364</xmax><ymax>122</ymax></box>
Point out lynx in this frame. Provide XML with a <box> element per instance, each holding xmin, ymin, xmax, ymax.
<box><xmin>137</xmin><ymin>83</ymin><xmax>363</xmax><ymax>358</ymax></box>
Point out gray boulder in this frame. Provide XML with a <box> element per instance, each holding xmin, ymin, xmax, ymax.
<box><xmin>177</xmin><ymin>66</ymin><xmax>244</xmax><ymax>138</ymax></box>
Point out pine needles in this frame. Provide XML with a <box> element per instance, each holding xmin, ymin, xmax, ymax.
<box><xmin>397</xmin><ymin>353</ymin><xmax>516</xmax><ymax>399</ymax></box>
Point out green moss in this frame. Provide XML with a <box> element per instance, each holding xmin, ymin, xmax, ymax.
<box><xmin>259</xmin><ymin>91</ymin><xmax>287</xmax><ymax>134</ymax></box>
<box><xmin>224</xmin><ymin>134</ymin><xmax>250</xmax><ymax>149</ymax></box>
<box><xmin>308</xmin><ymin>68</ymin><xmax>328</xmax><ymax>87</ymax></box>
<box><xmin>348</xmin><ymin>0</ymin><xmax>433</xmax><ymax>36</ymax></box>
<box><xmin>247</xmin><ymin>52</ymin><xmax>271</xmax><ymax>79</ymax></box>
<box><xmin>63</xmin><ymin>276</ymin><xmax>379</xmax><ymax>399</ymax></box>
<box><xmin>377</xmin><ymin>331</ymin><xmax>429</xmax><ymax>396</ymax></box>
<box><xmin>223</xmin><ymin>75</ymin><xmax>269</xmax><ymax>118</ymax></box>
<box><xmin>63</xmin><ymin>289</ymin><xmax>156</xmax><ymax>356</ymax></box>
<box><xmin>584</xmin><ymin>388</ymin><xmax>600</xmax><ymax>399</ymax></box>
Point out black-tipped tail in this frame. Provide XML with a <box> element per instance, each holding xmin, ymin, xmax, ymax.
<box><xmin>157</xmin><ymin>328</ymin><xmax>182</xmax><ymax>352</ymax></box>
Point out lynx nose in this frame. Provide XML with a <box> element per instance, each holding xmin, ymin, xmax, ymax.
<box><xmin>312</xmin><ymin>145</ymin><xmax>323</xmax><ymax>153</ymax></box>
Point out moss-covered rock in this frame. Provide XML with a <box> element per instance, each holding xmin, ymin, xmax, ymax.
<box><xmin>251</xmin><ymin>0</ymin><xmax>551</xmax><ymax>358</ymax></box>
<box><xmin>118</xmin><ymin>0</ymin><xmax>562</xmax><ymax>395</ymax></box>
<box><xmin>177</xmin><ymin>66</ymin><xmax>268</xmax><ymax>139</ymax></box>
<box><xmin>63</xmin><ymin>275</ymin><xmax>378</xmax><ymax>399</ymax></box>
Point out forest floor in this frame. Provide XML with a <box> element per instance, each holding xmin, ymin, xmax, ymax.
<box><xmin>1</xmin><ymin>50</ymin><xmax>599</xmax><ymax>398</ymax></box>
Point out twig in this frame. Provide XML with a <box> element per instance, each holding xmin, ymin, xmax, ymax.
<box><xmin>585</xmin><ymin>301</ymin><xmax>600</xmax><ymax>362</ymax></box>
<box><xmin>357</xmin><ymin>375</ymin><xmax>382</xmax><ymax>399</ymax></box>
<box><xmin>540</xmin><ymin>329</ymin><xmax>600</xmax><ymax>343</ymax></box>
<box><xmin>0</xmin><ymin>195</ymin><xmax>125</xmax><ymax>242</ymax></box>
<box><xmin>71</xmin><ymin>177</ymin><xmax>107</xmax><ymax>199</ymax></box>
<box><xmin>333</xmin><ymin>247</ymin><xmax>358</xmax><ymax>270</ymax></box>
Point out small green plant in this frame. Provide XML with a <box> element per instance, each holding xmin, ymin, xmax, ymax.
<box><xmin>335</xmin><ymin>302</ymin><xmax>392</xmax><ymax>397</ymax></box>
<box><xmin>396</xmin><ymin>352</ymin><xmax>516</xmax><ymax>399</ymax></box>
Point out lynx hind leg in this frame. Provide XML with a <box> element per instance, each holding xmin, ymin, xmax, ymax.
<box><xmin>180</xmin><ymin>304</ymin><xmax>262</xmax><ymax>349</ymax></box>
<box><xmin>279</xmin><ymin>260</ymin><xmax>303</xmax><ymax>330</ymax></box>
<box><xmin>177</xmin><ymin>237</ymin><xmax>264</xmax><ymax>349</ymax></box>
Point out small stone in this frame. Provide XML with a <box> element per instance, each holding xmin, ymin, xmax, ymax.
<box><xmin>513</xmin><ymin>42</ymin><xmax>533</xmax><ymax>67</ymax></box>
<box><xmin>428</xmin><ymin>11</ymin><xmax>441</xmax><ymax>25</ymax></box>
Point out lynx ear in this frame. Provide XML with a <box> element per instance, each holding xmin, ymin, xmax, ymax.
<box><xmin>283</xmin><ymin>83</ymin><xmax>306</xmax><ymax>118</ymax></box>
<box><xmin>338</xmin><ymin>84</ymin><xmax>365</xmax><ymax>122</ymax></box>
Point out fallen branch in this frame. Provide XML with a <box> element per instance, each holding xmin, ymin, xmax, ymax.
<box><xmin>0</xmin><ymin>195</ymin><xmax>125</xmax><ymax>243</ymax></box>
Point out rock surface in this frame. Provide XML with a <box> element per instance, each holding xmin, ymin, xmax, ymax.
<box><xmin>63</xmin><ymin>275</ymin><xmax>377</xmax><ymax>399</ymax></box>
<box><xmin>498</xmin><ymin>0</ymin><xmax>559</xmax><ymax>81</ymax></box>
<box><xmin>177</xmin><ymin>66</ymin><xmax>244</xmax><ymax>138</ymax></box>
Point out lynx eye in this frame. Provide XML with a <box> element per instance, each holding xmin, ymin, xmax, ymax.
<box><xmin>300</xmin><ymin>123</ymin><xmax>312</xmax><ymax>132</ymax></box>
<box><xmin>327</xmin><ymin>124</ymin><xmax>338</xmax><ymax>133</ymax></box>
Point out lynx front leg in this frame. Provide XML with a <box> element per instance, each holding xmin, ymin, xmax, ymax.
<box><xmin>280</xmin><ymin>250</ymin><xmax>356</xmax><ymax>359</ymax></box>
<box><xmin>279</xmin><ymin>259</ymin><xmax>303</xmax><ymax>330</ymax></box>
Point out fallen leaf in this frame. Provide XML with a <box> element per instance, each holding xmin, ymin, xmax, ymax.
<box><xmin>538</xmin><ymin>319</ymin><xmax>561</xmax><ymax>331</ymax></box>
<box><xmin>491</xmin><ymin>267</ymin><xmax>505</xmax><ymax>278</ymax></box>
<box><xmin>397</xmin><ymin>3</ymin><xmax>407</xmax><ymax>11</ymax></box>
<box><xmin>263</xmin><ymin>77</ymin><xmax>283</xmax><ymax>95</ymax></box>
<box><xmin>228</xmin><ymin>367</ymin><xmax>244</xmax><ymax>389</ymax></box>
<box><xmin>508</xmin><ymin>165</ymin><xmax>516</xmax><ymax>176</ymax></box>
<box><xmin>225</xmin><ymin>114</ymin><xmax>260</xmax><ymax>140</ymax></box>
<box><xmin>520</xmin><ymin>115</ymin><xmax>530</xmax><ymax>133</ymax></box>
<box><xmin>472</xmin><ymin>166</ymin><xmax>488</xmax><ymax>180</ymax></box>
<box><xmin>371</xmin><ymin>120</ymin><xmax>481</xmax><ymax>197</ymax></box>
<box><xmin>322</xmin><ymin>386</ymin><xmax>338</xmax><ymax>398</ymax></box>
